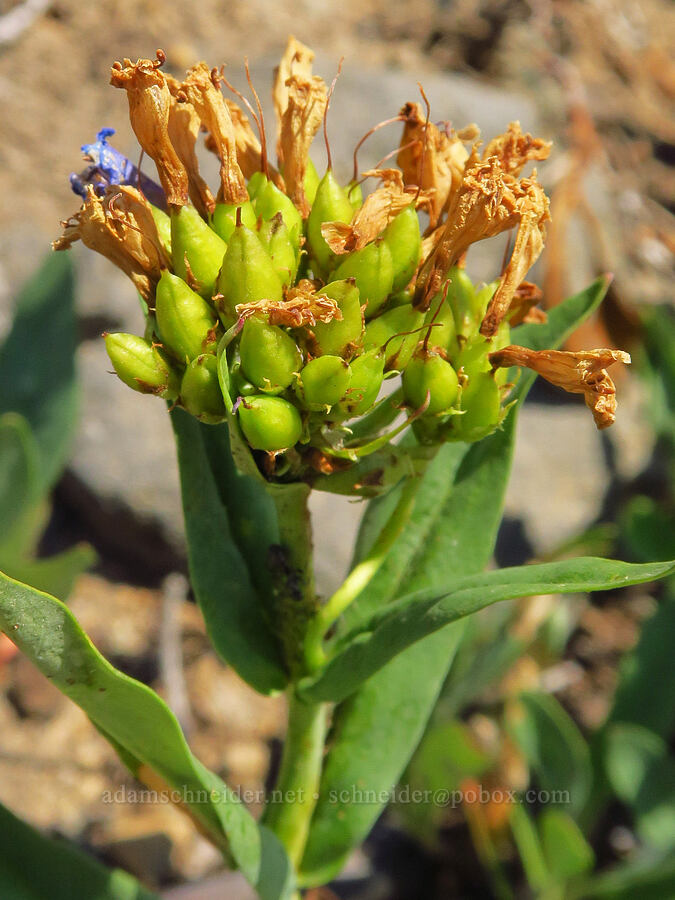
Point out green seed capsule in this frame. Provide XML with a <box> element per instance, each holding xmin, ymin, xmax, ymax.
<box><xmin>210</xmin><ymin>201</ymin><xmax>258</xmax><ymax>242</ymax></box>
<box><xmin>238</xmin><ymin>395</ymin><xmax>303</xmax><ymax>452</ymax></box>
<box><xmin>247</xmin><ymin>171</ymin><xmax>267</xmax><ymax>201</ymax></box>
<box><xmin>402</xmin><ymin>351</ymin><xmax>459</xmax><ymax>415</ymax></box>
<box><xmin>171</xmin><ymin>205</ymin><xmax>227</xmax><ymax>300</ymax></box>
<box><xmin>346</xmin><ymin>180</ymin><xmax>363</xmax><ymax>210</ymax></box>
<box><xmin>451</xmin><ymin>371</ymin><xmax>502</xmax><ymax>442</ymax></box>
<box><xmin>150</xmin><ymin>205</ymin><xmax>172</xmax><ymax>257</ymax></box>
<box><xmin>155</xmin><ymin>271</ymin><xmax>219</xmax><ymax>362</ymax></box>
<box><xmin>306</xmin><ymin>170</ymin><xmax>354</xmax><ymax>276</ymax></box>
<box><xmin>383</xmin><ymin>205</ymin><xmax>421</xmax><ymax>293</ymax></box>
<box><xmin>473</xmin><ymin>279</ymin><xmax>499</xmax><ymax>323</ymax></box>
<box><xmin>454</xmin><ymin>335</ymin><xmax>492</xmax><ymax>378</ymax></box>
<box><xmin>389</xmin><ymin>288</ymin><xmax>414</xmax><ymax>308</ymax></box>
<box><xmin>295</xmin><ymin>356</ymin><xmax>351</xmax><ymax>410</ymax></box>
<box><xmin>181</xmin><ymin>354</ymin><xmax>226</xmax><ymax>423</ymax></box>
<box><xmin>307</xmin><ymin>279</ymin><xmax>364</xmax><ymax>359</ymax></box>
<box><xmin>229</xmin><ymin>360</ymin><xmax>259</xmax><ymax>398</ymax></box>
<box><xmin>333</xmin><ymin>239</ymin><xmax>394</xmax><ymax>320</ymax></box>
<box><xmin>258</xmin><ymin>214</ymin><xmax>298</xmax><ymax>287</ymax></box>
<box><xmin>239</xmin><ymin>318</ymin><xmax>302</xmax><ymax>393</ymax></box>
<box><xmin>254</xmin><ymin>179</ymin><xmax>303</xmax><ymax>238</ymax></box>
<box><xmin>364</xmin><ymin>304</ymin><xmax>425</xmax><ymax>371</ymax></box>
<box><xmin>454</xmin><ymin>321</ymin><xmax>511</xmax><ymax>384</ymax></box>
<box><xmin>304</xmin><ymin>158</ymin><xmax>320</xmax><ymax>206</ymax></box>
<box><xmin>216</xmin><ymin>224</ymin><xmax>283</xmax><ymax>326</ymax></box>
<box><xmin>447</xmin><ymin>266</ymin><xmax>478</xmax><ymax>338</ymax></box>
<box><xmin>104</xmin><ymin>333</ymin><xmax>179</xmax><ymax>399</ymax></box>
<box><xmin>337</xmin><ymin>348</ymin><xmax>385</xmax><ymax>417</ymax></box>
<box><xmin>424</xmin><ymin>296</ymin><xmax>459</xmax><ymax>357</ymax></box>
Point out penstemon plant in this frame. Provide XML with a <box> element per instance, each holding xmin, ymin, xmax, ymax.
<box><xmin>1</xmin><ymin>35</ymin><xmax>673</xmax><ymax>900</ymax></box>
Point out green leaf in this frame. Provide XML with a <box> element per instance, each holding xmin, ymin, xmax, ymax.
<box><xmin>300</xmin><ymin>560</ymin><xmax>675</xmax><ymax>705</ymax></box>
<box><xmin>0</xmin><ymin>412</ymin><xmax>39</xmax><ymax>536</ymax></box>
<box><xmin>605</xmin><ymin>723</ymin><xmax>675</xmax><ymax>851</ymax></box>
<box><xmin>399</xmin><ymin>720</ymin><xmax>493</xmax><ymax>839</ymax></box>
<box><xmin>509</xmin><ymin>804</ymin><xmax>551</xmax><ymax>892</ymax></box>
<box><xmin>300</xmin><ymin>278</ymin><xmax>611</xmax><ymax>884</ymax></box>
<box><xmin>0</xmin><ymin>544</ymin><xmax>96</xmax><ymax>600</ymax></box>
<box><xmin>198</xmin><ymin>419</ymin><xmax>281</xmax><ymax>606</ymax></box>
<box><xmin>506</xmin><ymin>691</ymin><xmax>593</xmax><ymax>818</ymax></box>
<box><xmin>171</xmin><ymin>408</ymin><xmax>287</xmax><ymax>695</ymax></box>
<box><xmin>609</xmin><ymin>586</ymin><xmax>675</xmax><ymax>740</ymax></box>
<box><xmin>0</xmin><ymin>571</ymin><xmax>294</xmax><ymax>900</ymax></box>
<box><xmin>0</xmin><ymin>253</ymin><xmax>79</xmax><ymax>493</ymax></box>
<box><xmin>539</xmin><ymin>809</ymin><xmax>594</xmax><ymax>882</ymax></box>
<box><xmin>0</xmin><ymin>799</ymin><xmax>158</xmax><ymax>900</ymax></box>
<box><xmin>570</xmin><ymin>854</ymin><xmax>675</xmax><ymax>899</ymax></box>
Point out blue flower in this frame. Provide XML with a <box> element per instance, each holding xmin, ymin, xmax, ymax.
<box><xmin>70</xmin><ymin>128</ymin><xmax>167</xmax><ymax>210</ymax></box>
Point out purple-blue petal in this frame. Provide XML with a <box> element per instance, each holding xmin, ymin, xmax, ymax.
<box><xmin>70</xmin><ymin>128</ymin><xmax>167</xmax><ymax>210</ymax></box>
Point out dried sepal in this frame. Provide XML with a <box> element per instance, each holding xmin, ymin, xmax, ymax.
<box><xmin>482</xmin><ymin>121</ymin><xmax>552</xmax><ymax>176</ymax></box>
<box><xmin>489</xmin><ymin>345</ymin><xmax>631</xmax><ymax>429</ymax></box>
<box><xmin>397</xmin><ymin>102</ymin><xmax>476</xmax><ymax>229</ymax></box>
<box><xmin>53</xmin><ymin>185</ymin><xmax>168</xmax><ymax>301</ymax></box>
<box><xmin>320</xmin><ymin>169</ymin><xmax>423</xmax><ymax>254</ymax></box>
<box><xmin>236</xmin><ymin>280</ymin><xmax>342</xmax><ymax>328</ymax></box>
<box><xmin>181</xmin><ymin>63</ymin><xmax>248</xmax><ymax>205</ymax></box>
<box><xmin>110</xmin><ymin>54</ymin><xmax>189</xmax><ymax>207</ymax></box>
<box><xmin>480</xmin><ymin>177</ymin><xmax>550</xmax><ymax>336</ymax></box>
<box><xmin>273</xmin><ymin>35</ymin><xmax>315</xmax><ymax>162</ymax></box>
<box><xmin>279</xmin><ymin>74</ymin><xmax>327</xmax><ymax>217</ymax></box>
<box><xmin>165</xmin><ymin>76</ymin><xmax>215</xmax><ymax>218</ymax></box>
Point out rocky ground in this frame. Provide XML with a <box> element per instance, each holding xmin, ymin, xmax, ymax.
<box><xmin>0</xmin><ymin>0</ymin><xmax>672</xmax><ymax>897</ymax></box>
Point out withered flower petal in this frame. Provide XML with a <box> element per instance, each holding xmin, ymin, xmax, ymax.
<box><xmin>489</xmin><ymin>345</ymin><xmax>631</xmax><ymax>429</ymax></box>
<box><xmin>482</xmin><ymin>121</ymin><xmax>552</xmax><ymax>176</ymax></box>
<box><xmin>279</xmin><ymin>74</ymin><xmax>327</xmax><ymax>217</ymax></box>
<box><xmin>320</xmin><ymin>169</ymin><xmax>421</xmax><ymax>254</ymax></box>
<box><xmin>273</xmin><ymin>35</ymin><xmax>315</xmax><ymax>163</ymax></box>
<box><xmin>110</xmin><ymin>55</ymin><xmax>189</xmax><ymax>207</ymax></box>
<box><xmin>397</xmin><ymin>102</ymin><xmax>475</xmax><ymax>229</ymax></box>
<box><xmin>165</xmin><ymin>75</ymin><xmax>215</xmax><ymax>217</ymax></box>
<box><xmin>53</xmin><ymin>185</ymin><xmax>168</xmax><ymax>301</ymax></box>
<box><xmin>414</xmin><ymin>155</ymin><xmax>525</xmax><ymax>309</ymax></box>
<box><xmin>506</xmin><ymin>281</ymin><xmax>546</xmax><ymax>326</ymax></box>
<box><xmin>181</xmin><ymin>63</ymin><xmax>248</xmax><ymax>205</ymax></box>
<box><xmin>236</xmin><ymin>282</ymin><xmax>341</xmax><ymax>328</ymax></box>
<box><xmin>480</xmin><ymin>177</ymin><xmax>550</xmax><ymax>336</ymax></box>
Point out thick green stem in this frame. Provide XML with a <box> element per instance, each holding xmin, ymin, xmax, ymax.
<box><xmin>268</xmin><ymin>483</ymin><xmax>316</xmax><ymax>679</ymax></box>
<box><xmin>263</xmin><ymin>692</ymin><xmax>328</xmax><ymax>868</ymax></box>
<box><xmin>303</xmin><ymin>476</ymin><xmax>418</xmax><ymax>671</ymax></box>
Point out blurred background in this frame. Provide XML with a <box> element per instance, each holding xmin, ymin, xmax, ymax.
<box><xmin>0</xmin><ymin>1</ymin><xmax>673</xmax><ymax>898</ymax></box>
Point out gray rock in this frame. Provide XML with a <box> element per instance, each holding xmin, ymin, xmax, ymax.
<box><xmin>505</xmin><ymin>403</ymin><xmax>607</xmax><ymax>554</ymax></box>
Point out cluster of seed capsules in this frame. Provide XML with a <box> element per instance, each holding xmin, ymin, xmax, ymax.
<box><xmin>103</xmin><ymin>160</ymin><xmax>514</xmax><ymax>461</ymax></box>
<box><xmin>57</xmin><ymin>40</ymin><xmax>627</xmax><ymax>481</ymax></box>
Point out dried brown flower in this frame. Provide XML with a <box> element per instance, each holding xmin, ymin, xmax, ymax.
<box><xmin>236</xmin><ymin>280</ymin><xmax>341</xmax><ymax>327</ymax></box>
<box><xmin>320</xmin><ymin>169</ymin><xmax>423</xmax><ymax>254</ymax></box>
<box><xmin>110</xmin><ymin>54</ymin><xmax>189</xmax><ymax>207</ymax></box>
<box><xmin>482</xmin><ymin>121</ymin><xmax>552</xmax><ymax>176</ymax></box>
<box><xmin>53</xmin><ymin>185</ymin><xmax>168</xmax><ymax>301</ymax></box>
<box><xmin>489</xmin><ymin>345</ymin><xmax>631</xmax><ymax>429</ymax></box>
<box><xmin>181</xmin><ymin>63</ymin><xmax>248</xmax><ymax>205</ymax></box>
<box><xmin>165</xmin><ymin>75</ymin><xmax>215</xmax><ymax>218</ymax></box>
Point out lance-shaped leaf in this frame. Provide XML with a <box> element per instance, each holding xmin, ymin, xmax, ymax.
<box><xmin>0</xmin><ymin>253</ymin><xmax>78</xmax><ymax>494</ymax></box>
<box><xmin>171</xmin><ymin>409</ymin><xmax>287</xmax><ymax>694</ymax></box>
<box><xmin>0</xmin><ymin>572</ymin><xmax>294</xmax><ymax>900</ymax></box>
<box><xmin>300</xmin><ymin>559</ymin><xmax>674</xmax><ymax>704</ymax></box>
<box><xmin>299</xmin><ymin>277</ymin><xmax>614</xmax><ymax>884</ymax></box>
<box><xmin>0</xmin><ymin>800</ymin><xmax>158</xmax><ymax>900</ymax></box>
